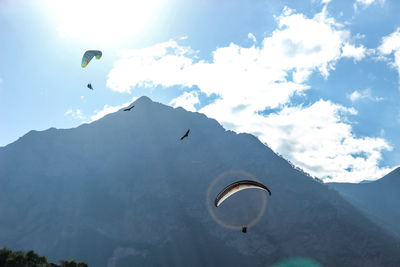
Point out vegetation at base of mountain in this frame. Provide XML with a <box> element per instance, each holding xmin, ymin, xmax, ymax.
<box><xmin>0</xmin><ymin>248</ymin><xmax>88</xmax><ymax>267</ymax></box>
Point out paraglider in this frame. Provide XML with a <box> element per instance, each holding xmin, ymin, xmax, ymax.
<box><xmin>124</xmin><ymin>105</ymin><xmax>135</xmax><ymax>111</ymax></box>
<box><xmin>214</xmin><ymin>180</ymin><xmax>271</xmax><ymax>207</ymax></box>
<box><xmin>81</xmin><ymin>50</ymin><xmax>102</xmax><ymax>68</ymax></box>
<box><xmin>180</xmin><ymin>129</ymin><xmax>190</xmax><ymax>140</ymax></box>
<box><xmin>81</xmin><ymin>50</ymin><xmax>102</xmax><ymax>91</ymax></box>
<box><xmin>214</xmin><ymin>180</ymin><xmax>271</xmax><ymax>233</ymax></box>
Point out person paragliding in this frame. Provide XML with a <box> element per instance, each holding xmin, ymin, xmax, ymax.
<box><xmin>215</xmin><ymin>180</ymin><xmax>271</xmax><ymax>233</ymax></box>
<box><xmin>82</xmin><ymin>50</ymin><xmax>102</xmax><ymax>90</ymax></box>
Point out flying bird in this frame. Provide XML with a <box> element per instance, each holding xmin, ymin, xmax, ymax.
<box><xmin>87</xmin><ymin>83</ymin><xmax>93</xmax><ymax>90</ymax></box>
<box><xmin>124</xmin><ymin>105</ymin><xmax>135</xmax><ymax>111</ymax></box>
<box><xmin>180</xmin><ymin>129</ymin><xmax>190</xmax><ymax>140</ymax></box>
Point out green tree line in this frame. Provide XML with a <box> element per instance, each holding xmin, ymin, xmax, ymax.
<box><xmin>0</xmin><ymin>248</ymin><xmax>88</xmax><ymax>267</ymax></box>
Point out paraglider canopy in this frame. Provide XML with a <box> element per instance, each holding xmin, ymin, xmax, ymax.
<box><xmin>81</xmin><ymin>50</ymin><xmax>102</xmax><ymax>68</ymax></box>
<box><xmin>214</xmin><ymin>180</ymin><xmax>271</xmax><ymax>207</ymax></box>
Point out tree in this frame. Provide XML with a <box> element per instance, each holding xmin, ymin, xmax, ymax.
<box><xmin>0</xmin><ymin>248</ymin><xmax>88</xmax><ymax>267</ymax></box>
<box><xmin>60</xmin><ymin>260</ymin><xmax>88</xmax><ymax>267</ymax></box>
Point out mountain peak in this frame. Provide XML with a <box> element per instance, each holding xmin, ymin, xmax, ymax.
<box><xmin>133</xmin><ymin>95</ymin><xmax>153</xmax><ymax>105</ymax></box>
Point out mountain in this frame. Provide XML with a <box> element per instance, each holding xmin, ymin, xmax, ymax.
<box><xmin>359</xmin><ymin>180</ymin><xmax>373</xmax><ymax>184</ymax></box>
<box><xmin>1</xmin><ymin>96</ymin><xmax>400</xmax><ymax>267</ymax></box>
<box><xmin>329</xmin><ymin>167</ymin><xmax>400</xmax><ymax>238</ymax></box>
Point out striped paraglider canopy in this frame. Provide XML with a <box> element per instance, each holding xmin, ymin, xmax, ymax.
<box><xmin>214</xmin><ymin>180</ymin><xmax>271</xmax><ymax>207</ymax></box>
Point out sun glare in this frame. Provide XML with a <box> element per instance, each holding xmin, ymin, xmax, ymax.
<box><xmin>47</xmin><ymin>0</ymin><xmax>164</xmax><ymax>46</ymax></box>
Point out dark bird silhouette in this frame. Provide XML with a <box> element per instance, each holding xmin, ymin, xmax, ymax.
<box><xmin>242</xmin><ymin>226</ymin><xmax>247</xmax><ymax>233</ymax></box>
<box><xmin>180</xmin><ymin>129</ymin><xmax>190</xmax><ymax>140</ymax></box>
<box><xmin>124</xmin><ymin>105</ymin><xmax>135</xmax><ymax>111</ymax></box>
<box><xmin>87</xmin><ymin>83</ymin><xmax>93</xmax><ymax>90</ymax></box>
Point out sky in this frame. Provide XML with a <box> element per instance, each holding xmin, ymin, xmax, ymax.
<box><xmin>1</xmin><ymin>0</ymin><xmax>400</xmax><ymax>183</ymax></box>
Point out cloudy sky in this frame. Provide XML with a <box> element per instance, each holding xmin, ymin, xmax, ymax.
<box><xmin>1</xmin><ymin>0</ymin><xmax>400</xmax><ymax>183</ymax></box>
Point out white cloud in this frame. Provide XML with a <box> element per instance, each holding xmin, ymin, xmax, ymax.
<box><xmin>90</xmin><ymin>96</ymin><xmax>137</xmax><ymax>122</ymax></box>
<box><xmin>347</xmin><ymin>88</ymin><xmax>383</xmax><ymax>102</ymax></box>
<box><xmin>356</xmin><ymin>0</ymin><xmax>384</xmax><ymax>6</ymax></box>
<box><xmin>199</xmin><ymin>99</ymin><xmax>392</xmax><ymax>183</ymax></box>
<box><xmin>90</xmin><ymin>105</ymin><xmax>123</xmax><ymax>122</ymax></box>
<box><xmin>378</xmin><ymin>28</ymin><xmax>400</xmax><ymax>84</ymax></box>
<box><xmin>356</xmin><ymin>0</ymin><xmax>375</xmax><ymax>5</ymax></box>
<box><xmin>341</xmin><ymin>44</ymin><xmax>367</xmax><ymax>61</ymax></box>
<box><xmin>248</xmin><ymin>32</ymin><xmax>257</xmax><ymax>43</ymax></box>
<box><xmin>64</xmin><ymin>108</ymin><xmax>85</xmax><ymax>120</ymax></box>
<box><xmin>106</xmin><ymin>7</ymin><xmax>391</xmax><ymax>182</ymax></box>
<box><xmin>261</xmin><ymin>6</ymin><xmax>348</xmax><ymax>78</ymax></box>
<box><xmin>321</xmin><ymin>0</ymin><xmax>332</xmax><ymax>4</ymax></box>
<box><xmin>378</xmin><ymin>28</ymin><xmax>400</xmax><ymax>55</ymax></box>
<box><xmin>169</xmin><ymin>91</ymin><xmax>199</xmax><ymax>112</ymax></box>
<box><xmin>108</xmin><ymin>7</ymin><xmax>365</xmax><ymax>101</ymax></box>
<box><xmin>64</xmin><ymin>97</ymin><xmax>137</xmax><ymax>123</ymax></box>
<box><xmin>349</xmin><ymin>90</ymin><xmax>363</xmax><ymax>102</ymax></box>
<box><xmin>107</xmin><ymin>41</ymin><xmax>195</xmax><ymax>93</ymax></box>
<box><xmin>354</xmin><ymin>0</ymin><xmax>385</xmax><ymax>10</ymax></box>
<box><xmin>240</xmin><ymin>100</ymin><xmax>392</xmax><ymax>183</ymax></box>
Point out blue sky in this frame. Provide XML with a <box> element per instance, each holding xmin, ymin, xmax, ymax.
<box><xmin>1</xmin><ymin>0</ymin><xmax>400</xmax><ymax>182</ymax></box>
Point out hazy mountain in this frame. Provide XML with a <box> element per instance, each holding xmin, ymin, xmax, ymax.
<box><xmin>359</xmin><ymin>180</ymin><xmax>373</xmax><ymax>184</ymax></box>
<box><xmin>1</xmin><ymin>96</ymin><xmax>399</xmax><ymax>267</ymax></box>
<box><xmin>329</xmin><ymin>167</ymin><xmax>400</xmax><ymax>238</ymax></box>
